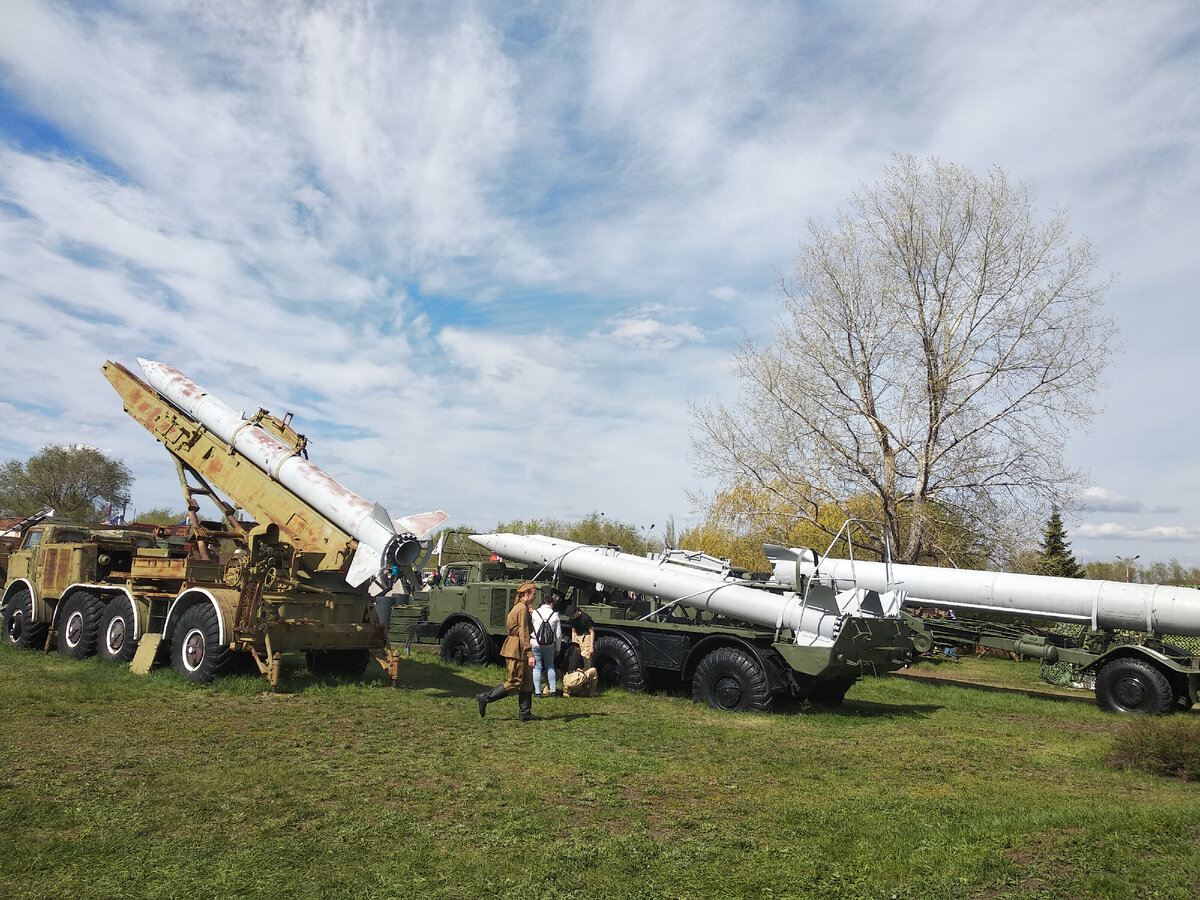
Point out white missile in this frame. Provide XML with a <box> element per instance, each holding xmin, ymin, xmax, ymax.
<box><xmin>136</xmin><ymin>358</ymin><xmax>446</xmax><ymax>588</ymax></box>
<box><xmin>778</xmin><ymin>554</ymin><xmax>1200</xmax><ymax>636</ymax></box>
<box><xmin>470</xmin><ymin>533</ymin><xmax>906</xmax><ymax>646</ymax></box>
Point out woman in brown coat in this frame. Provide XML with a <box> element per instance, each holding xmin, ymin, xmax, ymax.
<box><xmin>476</xmin><ymin>582</ymin><xmax>539</xmax><ymax>721</ymax></box>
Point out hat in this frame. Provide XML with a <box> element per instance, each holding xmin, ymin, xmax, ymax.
<box><xmin>563</xmin><ymin>604</ymin><xmax>580</xmax><ymax>618</ymax></box>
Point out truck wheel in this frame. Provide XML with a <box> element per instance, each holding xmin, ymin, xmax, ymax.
<box><xmin>57</xmin><ymin>591</ymin><xmax>103</xmax><ymax>659</ymax></box>
<box><xmin>440</xmin><ymin>622</ymin><xmax>492</xmax><ymax>666</ymax></box>
<box><xmin>306</xmin><ymin>649</ymin><xmax>372</xmax><ymax>676</ymax></box>
<box><xmin>1095</xmin><ymin>658</ymin><xmax>1174</xmax><ymax>715</ymax></box>
<box><xmin>593</xmin><ymin>634</ymin><xmax>646</xmax><ymax>692</ymax></box>
<box><xmin>3</xmin><ymin>586</ymin><xmax>48</xmax><ymax>650</ymax></box>
<box><xmin>172</xmin><ymin>604</ymin><xmax>231</xmax><ymax>684</ymax></box>
<box><xmin>692</xmin><ymin>647</ymin><xmax>773</xmax><ymax>712</ymax></box>
<box><xmin>97</xmin><ymin>596</ymin><xmax>138</xmax><ymax>664</ymax></box>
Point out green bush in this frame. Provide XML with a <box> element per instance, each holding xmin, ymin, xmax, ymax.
<box><xmin>1106</xmin><ymin>715</ymin><xmax>1200</xmax><ymax>781</ymax></box>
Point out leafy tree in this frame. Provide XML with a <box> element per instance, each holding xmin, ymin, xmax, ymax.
<box><xmin>491</xmin><ymin>512</ymin><xmax>660</xmax><ymax>558</ymax></box>
<box><xmin>1034</xmin><ymin>507</ymin><xmax>1082</xmax><ymax>578</ymax></box>
<box><xmin>682</xmin><ymin>481</ymin><xmax>992</xmax><ymax>572</ymax></box>
<box><xmin>1083</xmin><ymin>558</ymin><xmax>1200</xmax><ymax>587</ymax></box>
<box><xmin>691</xmin><ymin>154</ymin><xmax>1116</xmax><ymax>564</ymax></box>
<box><xmin>133</xmin><ymin>507</ymin><xmax>187</xmax><ymax>526</ymax></box>
<box><xmin>0</xmin><ymin>445</ymin><xmax>132</xmax><ymax>523</ymax></box>
<box><xmin>1142</xmin><ymin>559</ymin><xmax>1200</xmax><ymax>587</ymax></box>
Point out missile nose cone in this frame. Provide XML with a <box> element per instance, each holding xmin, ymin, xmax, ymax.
<box><xmin>470</xmin><ymin>533</ymin><xmax>504</xmax><ymax>553</ymax></box>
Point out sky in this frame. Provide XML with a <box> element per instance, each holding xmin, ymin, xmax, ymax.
<box><xmin>1</xmin><ymin>0</ymin><xmax>1198</xmax><ymax>567</ymax></box>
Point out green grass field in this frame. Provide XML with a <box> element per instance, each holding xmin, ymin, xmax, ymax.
<box><xmin>2</xmin><ymin>644</ymin><xmax>1197</xmax><ymax>900</ymax></box>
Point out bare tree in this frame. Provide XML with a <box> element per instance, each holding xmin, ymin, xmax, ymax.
<box><xmin>691</xmin><ymin>155</ymin><xmax>1117</xmax><ymax>564</ymax></box>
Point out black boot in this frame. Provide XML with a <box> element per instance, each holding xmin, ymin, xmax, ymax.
<box><xmin>477</xmin><ymin>684</ymin><xmax>507</xmax><ymax>718</ymax></box>
<box><xmin>518</xmin><ymin>691</ymin><xmax>539</xmax><ymax>721</ymax></box>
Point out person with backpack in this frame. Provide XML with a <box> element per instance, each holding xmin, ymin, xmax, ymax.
<box><xmin>530</xmin><ymin>595</ymin><xmax>562</xmax><ymax>698</ymax></box>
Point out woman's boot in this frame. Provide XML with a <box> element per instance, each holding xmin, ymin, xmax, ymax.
<box><xmin>476</xmin><ymin>684</ymin><xmax>508</xmax><ymax>718</ymax></box>
<box><xmin>518</xmin><ymin>692</ymin><xmax>538</xmax><ymax>721</ymax></box>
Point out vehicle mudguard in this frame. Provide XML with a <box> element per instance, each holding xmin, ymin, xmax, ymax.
<box><xmin>164</xmin><ymin>587</ymin><xmax>240</xmax><ymax>645</ymax></box>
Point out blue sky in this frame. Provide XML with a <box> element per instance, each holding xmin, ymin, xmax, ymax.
<box><xmin>1</xmin><ymin>1</ymin><xmax>1198</xmax><ymax>566</ymax></box>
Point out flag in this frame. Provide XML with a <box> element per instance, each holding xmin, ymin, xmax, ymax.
<box><xmin>433</xmin><ymin>532</ymin><xmax>445</xmax><ymax>556</ymax></box>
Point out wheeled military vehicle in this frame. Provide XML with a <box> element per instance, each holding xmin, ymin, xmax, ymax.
<box><xmin>1</xmin><ymin>359</ymin><xmax>444</xmax><ymax>686</ymax></box>
<box><xmin>397</xmin><ymin>530</ymin><xmax>918</xmax><ymax>712</ymax></box>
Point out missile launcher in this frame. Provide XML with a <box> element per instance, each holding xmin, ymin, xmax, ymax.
<box><xmin>2</xmin><ymin>359</ymin><xmax>446</xmax><ymax>688</ymax></box>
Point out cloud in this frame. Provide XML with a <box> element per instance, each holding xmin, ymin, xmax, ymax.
<box><xmin>0</xmin><ymin>1</ymin><xmax>1198</xmax><ymax>560</ymax></box>
<box><xmin>1074</xmin><ymin>523</ymin><xmax>1200</xmax><ymax>542</ymax></box>
<box><xmin>605</xmin><ymin>310</ymin><xmax>705</xmax><ymax>352</ymax></box>
<box><xmin>1078</xmin><ymin>486</ymin><xmax>1181</xmax><ymax>515</ymax></box>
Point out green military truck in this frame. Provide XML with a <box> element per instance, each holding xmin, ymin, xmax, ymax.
<box><xmin>393</xmin><ymin>548</ymin><xmax>914</xmax><ymax>712</ymax></box>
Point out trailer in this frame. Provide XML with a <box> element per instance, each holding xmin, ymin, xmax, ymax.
<box><xmin>765</xmin><ymin>552</ymin><xmax>1200</xmax><ymax>714</ymax></box>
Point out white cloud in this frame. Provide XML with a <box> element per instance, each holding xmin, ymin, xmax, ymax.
<box><xmin>0</xmin><ymin>1</ymin><xmax>1198</xmax><ymax>561</ymax></box>
<box><xmin>1075</xmin><ymin>523</ymin><xmax>1200</xmax><ymax>542</ymax></box>
<box><xmin>1078</xmin><ymin>486</ymin><xmax>1181</xmax><ymax>515</ymax></box>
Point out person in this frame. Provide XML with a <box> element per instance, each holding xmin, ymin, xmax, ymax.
<box><xmin>564</xmin><ymin>604</ymin><xmax>595</xmax><ymax>669</ymax></box>
<box><xmin>562</xmin><ymin>662</ymin><xmax>598</xmax><ymax>698</ymax></box>
<box><xmin>557</xmin><ymin>604</ymin><xmax>598</xmax><ymax>697</ymax></box>
<box><xmin>530</xmin><ymin>597</ymin><xmax>562</xmax><ymax>698</ymax></box>
<box><xmin>476</xmin><ymin>582</ymin><xmax>539</xmax><ymax>721</ymax></box>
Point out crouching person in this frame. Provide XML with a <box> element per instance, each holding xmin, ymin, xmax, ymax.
<box><xmin>476</xmin><ymin>582</ymin><xmax>539</xmax><ymax>721</ymax></box>
<box><xmin>562</xmin><ymin>665</ymin><xmax>598</xmax><ymax>698</ymax></box>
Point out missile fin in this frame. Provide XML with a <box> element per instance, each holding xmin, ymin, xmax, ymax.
<box><xmin>393</xmin><ymin>510</ymin><xmax>449</xmax><ymax>539</ymax></box>
<box><xmin>346</xmin><ymin>541</ymin><xmax>386</xmax><ymax>588</ymax></box>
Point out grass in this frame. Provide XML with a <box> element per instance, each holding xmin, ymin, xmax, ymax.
<box><xmin>1107</xmin><ymin>716</ymin><xmax>1200</xmax><ymax>781</ymax></box>
<box><xmin>2</xmin><ymin>644</ymin><xmax>1199</xmax><ymax>900</ymax></box>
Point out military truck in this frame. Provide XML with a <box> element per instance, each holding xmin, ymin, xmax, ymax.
<box><xmin>397</xmin><ymin>533</ymin><xmax>918</xmax><ymax>712</ymax></box>
<box><xmin>2</xmin><ymin>519</ymin><xmax>162</xmax><ymax>657</ymax></box>
<box><xmin>1</xmin><ymin>359</ymin><xmax>443</xmax><ymax>687</ymax></box>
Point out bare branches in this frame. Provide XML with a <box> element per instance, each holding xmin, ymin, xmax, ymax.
<box><xmin>690</xmin><ymin>155</ymin><xmax>1117</xmax><ymax>563</ymax></box>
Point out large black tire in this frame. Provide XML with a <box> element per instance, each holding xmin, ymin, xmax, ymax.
<box><xmin>692</xmin><ymin>647</ymin><xmax>773</xmax><ymax>713</ymax></box>
<box><xmin>1095</xmin><ymin>658</ymin><xmax>1174</xmax><ymax>715</ymax></box>
<box><xmin>440</xmin><ymin>621</ymin><xmax>493</xmax><ymax>666</ymax></box>
<box><xmin>3</xmin><ymin>586</ymin><xmax>48</xmax><ymax>651</ymax></box>
<box><xmin>172</xmin><ymin>604</ymin><xmax>232</xmax><ymax>684</ymax></box>
<box><xmin>306</xmin><ymin>648</ymin><xmax>372</xmax><ymax>676</ymax></box>
<box><xmin>593</xmin><ymin>633</ymin><xmax>646</xmax><ymax>693</ymax></box>
<box><xmin>57</xmin><ymin>591</ymin><xmax>103</xmax><ymax>659</ymax></box>
<box><xmin>97</xmin><ymin>596</ymin><xmax>138</xmax><ymax>664</ymax></box>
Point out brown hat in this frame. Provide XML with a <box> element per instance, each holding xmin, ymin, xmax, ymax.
<box><xmin>516</xmin><ymin>582</ymin><xmax>538</xmax><ymax>598</ymax></box>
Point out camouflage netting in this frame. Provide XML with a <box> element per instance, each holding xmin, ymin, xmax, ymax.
<box><xmin>1039</xmin><ymin>624</ymin><xmax>1200</xmax><ymax>687</ymax></box>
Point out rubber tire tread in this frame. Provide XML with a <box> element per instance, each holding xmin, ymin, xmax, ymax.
<box><xmin>3</xmin><ymin>586</ymin><xmax>48</xmax><ymax>650</ymax></box>
<box><xmin>1095</xmin><ymin>657</ymin><xmax>1174</xmax><ymax>715</ymax></box>
<box><xmin>692</xmin><ymin>646</ymin><xmax>773</xmax><ymax>713</ymax></box>
<box><xmin>440</xmin><ymin>621</ymin><xmax>493</xmax><ymax>666</ymax></box>
<box><xmin>57</xmin><ymin>591</ymin><xmax>103</xmax><ymax>659</ymax></box>
<box><xmin>97</xmin><ymin>596</ymin><xmax>138</xmax><ymax>664</ymax></box>
<box><xmin>172</xmin><ymin>604</ymin><xmax>233</xmax><ymax>684</ymax></box>
<box><xmin>593</xmin><ymin>633</ymin><xmax>646</xmax><ymax>693</ymax></box>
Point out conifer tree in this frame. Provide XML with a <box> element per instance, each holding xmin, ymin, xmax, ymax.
<box><xmin>1035</xmin><ymin>507</ymin><xmax>1083</xmax><ymax>578</ymax></box>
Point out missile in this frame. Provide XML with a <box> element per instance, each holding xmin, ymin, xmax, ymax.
<box><xmin>135</xmin><ymin>358</ymin><xmax>447</xmax><ymax>588</ymax></box>
<box><xmin>470</xmin><ymin>533</ymin><xmax>906</xmax><ymax>645</ymax></box>
<box><xmin>770</xmin><ymin>553</ymin><xmax>1200</xmax><ymax>636</ymax></box>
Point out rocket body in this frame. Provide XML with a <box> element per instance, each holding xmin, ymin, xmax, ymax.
<box><xmin>135</xmin><ymin>358</ymin><xmax>445</xmax><ymax>587</ymax></box>
<box><xmin>470</xmin><ymin>533</ymin><xmax>902</xmax><ymax>645</ymax></box>
<box><xmin>814</xmin><ymin>557</ymin><xmax>1200</xmax><ymax>636</ymax></box>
